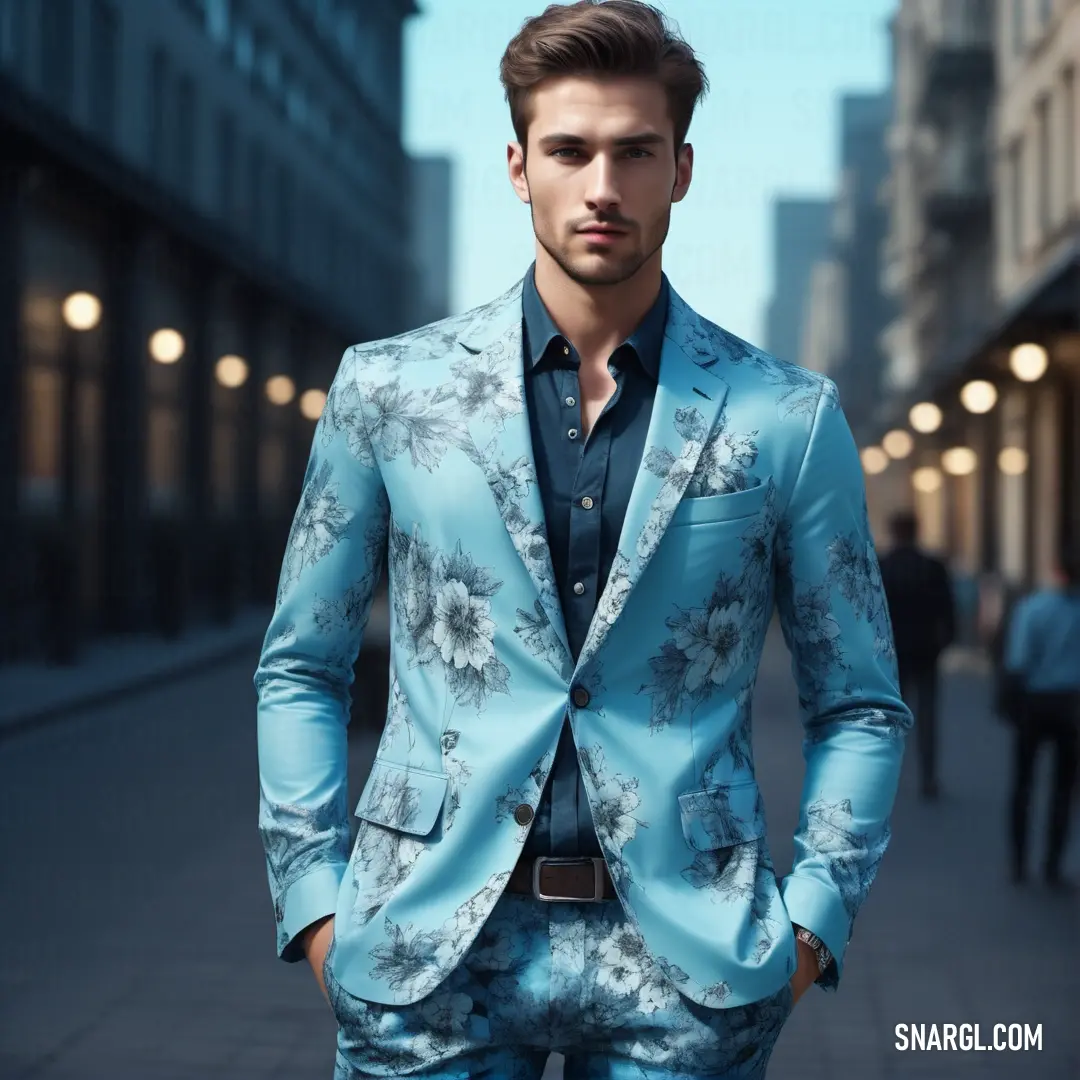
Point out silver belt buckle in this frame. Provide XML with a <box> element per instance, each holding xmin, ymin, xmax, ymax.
<box><xmin>531</xmin><ymin>856</ymin><xmax>607</xmax><ymax>903</ymax></box>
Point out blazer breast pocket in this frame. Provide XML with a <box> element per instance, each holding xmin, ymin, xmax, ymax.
<box><xmin>669</xmin><ymin>480</ymin><xmax>771</xmax><ymax>527</ymax></box>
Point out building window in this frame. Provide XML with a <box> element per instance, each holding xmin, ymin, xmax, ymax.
<box><xmin>1036</xmin><ymin>95</ymin><xmax>1051</xmax><ymax>235</ymax></box>
<box><xmin>247</xmin><ymin>141</ymin><xmax>265</xmax><ymax>240</ymax></box>
<box><xmin>256</xmin><ymin>38</ymin><xmax>281</xmax><ymax>100</ymax></box>
<box><xmin>148</xmin><ymin>46</ymin><xmax>169</xmax><ymax>174</ymax></box>
<box><xmin>1009</xmin><ymin>138</ymin><xmax>1024</xmax><ymax>259</ymax></box>
<box><xmin>175</xmin><ymin>74</ymin><xmax>197</xmax><ymax>195</ymax></box>
<box><xmin>216</xmin><ymin>109</ymin><xmax>236</xmax><ymax>219</ymax></box>
<box><xmin>88</xmin><ymin>0</ymin><xmax>118</xmax><ymax>142</ymax></box>
<box><xmin>233</xmin><ymin>18</ymin><xmax>254</xmax><ymax>76</ymax></box>
<box><xmin>206</xmin><ymin>0</ymin><xmax>230</xmax><ymax>47</ymax></box>
<box><xmin>286</xmin><ymin>79</ymin><xmax>308</xmax><ymax>129</ymax></box>
<box><xmin>40</xmin><ymin>0</ymin><xmax>75</xmax><ymax>114</ymax></box>
<box><xmin>275</xmin><ymin>164</ymin><xmax>293</xmax><ymax>263</ymax></box>
<box><xmin>0</xmin><ymin>0</ymin><xmax>27</xmax><ymax>76</ymax></box>
<box><xmin>1012</xmin><ymin>0</ymin><xmax>1026</xmax><ymax>55</ymax></box>
<box><xmin>1065</xmin><ymin>67</ymin><xmax>1076</xmax><ymax>214</ymax></box>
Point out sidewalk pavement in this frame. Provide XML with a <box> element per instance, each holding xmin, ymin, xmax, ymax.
<box><xmin>0</xmin><ymin>596</ymin><xmax>395</xmax><ymax>741</ymax></box>
<box><xmin>0</xmin><ymin>607</ymin><xmax>272</xmax><ymax>740</ymax></box>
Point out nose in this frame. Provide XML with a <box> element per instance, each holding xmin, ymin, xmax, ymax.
<box><xmin>583</xmin><ymin>154</ymin><xmax>621</xmax><ymax>213</ymax></box>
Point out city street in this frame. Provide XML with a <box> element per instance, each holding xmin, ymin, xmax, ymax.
<box><xmin>1</xmin><ymin>622</ymin><xmax>1075</xmax><ymax>1079</ymax></box>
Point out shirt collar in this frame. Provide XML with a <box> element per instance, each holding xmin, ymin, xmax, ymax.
<box><xmin>521</xmin><ymin>261</ymin><xmax>668</xmax><ymax>381</ymax></box>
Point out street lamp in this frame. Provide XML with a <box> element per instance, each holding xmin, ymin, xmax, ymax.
<box><xmin>860</xmin><ymin>446</ymin><xmax>890</xmax><ymax>475</ymax></box>
<box><xmin>62</xmin><ymin>291</ymin><xmax>102</xmax><ymax>331</ymax></box>
<box><xmin>998</xmin><ymin>447</ymin><xmax>1029</xmax><ymax>475</ymax></box>
<box><xmin>149</xmin><ymin>328</ymin><xmax>185</xmax><ymax>364</ymax></box>
<box><xmin>215</xmin><ymin>354</ymin><xmax>249</xmax><ymax>388</ymax></box>
<box><xmin>959</xmin><ymin>380</ymin><xmax>997</xmax><ymax>414</ymax></box>
<box><xmin>1009</xmin><ymin>342</ymin><xmax>1048</xmax><ymax>382</ymax></box>
<box><xmin>912</xmin><ymin>466</ymin><xmax>943</xmax><ymax>493</ymax></box>
<box><xmin>265</xmin><ymin>375</ymin><xmax>296</xmax><ymax>405</ymax></box>
<box><xmin>941</xmin><ymin>446</ymin><xmax>978</xmax><ymax>476</ymax></box>
<box><xmin>300</xmin><ymin>388</ymin><xmax>327</xmax><ymax>420</ymax></box>
<box><xmin>882</xmin><ymin>429</ymin><xmax>914</xmax><ymax>459</ymax></box>
<box><xmin>909</xmin><ymin>402</ymin><xmax>943</xmax><ymax>433</ymax></box>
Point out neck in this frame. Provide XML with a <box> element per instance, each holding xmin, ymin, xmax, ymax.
<box><xmin>533</xmin><ymin>248</ymin><xmax>663</xmax><ymax>363</ymax></box>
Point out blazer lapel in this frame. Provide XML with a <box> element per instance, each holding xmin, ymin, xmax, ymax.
<box><xmin>453</xmin><ymin>279</ymin><xmax>572</xmax><ymax>671</ymax></box>
<box><xmin>575</xmin><ymin>289</ymin><xmax>730</xmax><ymax>673</ymax></box>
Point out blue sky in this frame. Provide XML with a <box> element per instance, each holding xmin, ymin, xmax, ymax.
<box><xmin>403</xmin><ymin>0</ymin><xmax>894</xmax><ymax>345</ymax></box>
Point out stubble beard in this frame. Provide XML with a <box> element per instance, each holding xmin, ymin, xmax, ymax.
<box><xmin>530</xmin><ymin>204</ymin><xmax>671</xmax><ymax>287</ymax></box>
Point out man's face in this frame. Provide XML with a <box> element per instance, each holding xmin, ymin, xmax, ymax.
<box><xmin>508</xmin><ymin>75</ymin><xmax>693</xmax><ymax>287</ymax></box>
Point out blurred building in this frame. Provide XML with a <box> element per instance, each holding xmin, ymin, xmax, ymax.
<box><xmin>868</xmin><ymin>0</ymin><xmax>1079</xmax><ymax>610</ymax></box>
<box><xmin>764</xmin><ymin>198</ymin><xmax>832</xmax><ymax>366</ymax></box>
<box><xmin>875</xmin><ymin>0</ymin><xmax>996</xmax><ymax>556</ymax></box>
<box><xmin>826</xmin><ymin>92</ymin><xmax>897</xmax><ymax>444</ymax></box>
<box><xmin>764</xmin><ymin>95</ymin><xmax>894</xmax><ymax>432</ymax></box>
<box><xmin>409</xmin><ymin>155</ymin><xmax>454</xmax><ymax>330</ymax></box>
<box><xmin>798</xmin><ymin>255</ymin><xmax>847</xmax><ymax>377</ymax></box>
<box><xmin>0</xmin><ymin>0</ymin><xmax>449</xmax><ymax>667</ymax></box>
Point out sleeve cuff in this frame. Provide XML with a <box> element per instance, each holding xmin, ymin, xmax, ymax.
<box><xmin>781</xmin><ymin>873</ymin><xmax>850</xmax><ymax>990</ymax></box>
<box><xmin>276</xmin><ymin>863</ymin><xmax>346</xmax><ymax>963</ymax></box>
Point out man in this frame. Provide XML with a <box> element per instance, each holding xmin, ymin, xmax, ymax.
<box><xmin>1002</xmin><ymin>550</ymin><xmax>1080</xmax><ymax>889</ymax></box>
<box><xmin>877</xmin><ymin>510</ymin><xmax>955</xmax><ymax>799</ymax></box>
<box><xmin>255</xmin><ymin>3</ymin><xmax>911</xmax><ymax>1076</ymax></box>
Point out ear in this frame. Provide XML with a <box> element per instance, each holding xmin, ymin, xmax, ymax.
<box><xmin>671</xmin><ymin>143</ymin><xmax>693</xmax><ymax>204</ymax></box>
<box><xmin>508</xmin><ymin>141</ymin><xmax>530</xmax><ymax>205</ymax></box>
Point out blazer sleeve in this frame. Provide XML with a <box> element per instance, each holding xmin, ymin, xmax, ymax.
<box><xmin>253</xmin><ymin>347</ymin><xmax>390</xmax><ymax>963</ymax></box>
<box><xmin>773</xmin><ymin>377</ymin><xmax>913</xmax><ymax>990</ymax></box>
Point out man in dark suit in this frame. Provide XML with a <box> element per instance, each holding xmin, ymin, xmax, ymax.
<box><xmin>878</xmin><ymin>510</ymin><xmax>956</xmax><ymax>799</ymax></box>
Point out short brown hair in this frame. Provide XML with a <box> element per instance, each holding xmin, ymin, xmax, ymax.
<box><xmin>499</xmin><ymin>1</ymin><xmax>709</xmax><ymax>155</ymax></box>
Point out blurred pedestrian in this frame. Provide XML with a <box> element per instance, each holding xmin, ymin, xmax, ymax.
<box><xmin>878</xmin><ymin>509</ymin><xmax>956</xmax><ymax>800</ymax></box>
<box><xmin>1001</xmin><ymin>549</ymin><xmax>1080</xmax><ymax>890</ymax></box>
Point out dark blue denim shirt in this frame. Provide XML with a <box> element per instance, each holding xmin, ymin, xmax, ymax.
<box><xmin>520</xmin><ymin>262</ymin><xmax>669</xmax><ymax>857</ymax></box>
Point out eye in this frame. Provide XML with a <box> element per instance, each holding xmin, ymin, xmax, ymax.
<box><xmin>551</xmin><ymin>147</ymin><xmax>582</xmax><ymax>158</ymax></box>
<box><xmin>625</xmin><ymin>148</ymin><xmax>653</xmax><ymax>159</ymax></box>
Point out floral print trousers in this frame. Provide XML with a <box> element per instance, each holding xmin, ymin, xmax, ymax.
<box><xmin>325</xmin><ymin>891</ymin><xmax>794</xmax><ymax>1079</ymax></box>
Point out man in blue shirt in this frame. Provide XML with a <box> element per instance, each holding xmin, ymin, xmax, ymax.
<box><xmin>1003</xmin><ymin>549</ymin><xmax>1080</xmax><ymax>889</ymax></box>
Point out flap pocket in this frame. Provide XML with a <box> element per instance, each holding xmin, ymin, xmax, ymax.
<box><xmin>669</xmin><ymin>481</ymin><xmax>770</xmax><ymax>526</ymax></box>
<box><xmin>678</xmin><ymin>779</ymin><xmax>765</xmax><ymax>851</ymax></box>
<box><xmin>354</xmin><ymin>758</ymin><xmax>449</xmax><ymax>838</ymax></box>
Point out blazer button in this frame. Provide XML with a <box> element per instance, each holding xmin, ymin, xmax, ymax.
<box><xmin>572</xmin><ymin>686</ymin><xmax>590</xmax><ymax>708</ymax></box>
<box><xmin>513</xmin><ymin>804</ymin><xmax>534</xmax><ymax>826</ymax></box>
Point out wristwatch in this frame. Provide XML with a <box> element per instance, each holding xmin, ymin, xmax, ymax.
<box><xmin>793</xmin><ymin>924</ymin><xmax>832</xmax><ymax>975</ymax></box>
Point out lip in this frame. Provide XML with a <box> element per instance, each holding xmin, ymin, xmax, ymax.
<box><xmin>578</xmin><ymin>228</ymin><xmax>626</xmax><ymax>243</ymax></box>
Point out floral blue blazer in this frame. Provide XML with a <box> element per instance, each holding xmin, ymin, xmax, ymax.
<box><xmin>254</xmin><ymin>274</ymin><xmax>911</xmax><ymax>1010</ymax></box>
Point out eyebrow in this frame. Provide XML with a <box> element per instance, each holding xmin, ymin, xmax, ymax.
<box><xmin>536</xmin><ymin>132</ymin><xmax>668</xmax><ymax>148</ymax></box>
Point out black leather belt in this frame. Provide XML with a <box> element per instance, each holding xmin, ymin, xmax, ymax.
<box><xmin>508</xmin><ymin>856</ymin><xmax>617</xmax><ymax>902</ymax></box>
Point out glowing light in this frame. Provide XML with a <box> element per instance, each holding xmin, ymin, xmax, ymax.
<box><xmin>998</xmin><ymin>447</ymin><xmax>1029</xmax><ymax>475</ymax></box>
<box><xmin>861</xmin><ymin>446</ymin><xmax>890</xmax><ymax>475</ymax></box>
<box><xmin>912</xmin><ymin>466</ymin><xmax>943</xmax><ymax>493</ymax></box>
<box><xmin>941</xmin><ymin>447</ymin><xmax>978</xmax><ymax>475</ymax></box>
<box><xmin>265</xmin><ymin>375</ymin><xmax>296</xmax><ymax>405</ymax></box>
<box><xmin>300</xmin><ymin>388</ymin><xmax>327</xmax><ymax>420</ymax></box>
<box><xmin>960</xmin><ymin>380</ymin><xmax>997</xmax><ymax>414</ymax></box>
<box><xmin>215</xmin><ymin>354</ymin><xmax>249</xmax><ymax>388</ymax></box>
<box><xmin>882</xmin><ymin>429</ymin><xmax>914</xmax><ymax>459</ymax></box>
<box><xmin>909</xmin><ymin>402</ymin><xmax>943</xmax><ymax>433</ymax></box>
<box><xmin>62</xmin><ymin>291</ymin><xmax>102</xmax><ymax>331</ymax></box>
<box><xmin>149</xmin><ymin>328</ymin><xmax>185</xmax><ymax>364</ymax></box>
<box><xmin>1009</xmin><ymin>343</ymin><xmax>1048</xmax><ymax>382</ymax></box>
